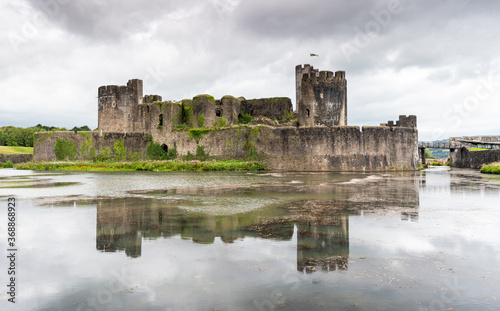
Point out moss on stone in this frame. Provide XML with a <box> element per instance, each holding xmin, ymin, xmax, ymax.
<box><xmin>155</xmin><ymin>100</ymin><xmax>163</xmax><ymax>110</ymax></box>
<box><xmin>194</xmin><ymin>94</ymin><xmax>215</xmax><ymax>103</ymax></box>
<box><xmin>188</xmin><ymin>128</ymin><xmax>211</xmax><ymax>143</ymax></box>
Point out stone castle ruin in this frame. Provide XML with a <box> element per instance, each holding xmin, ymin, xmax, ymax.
<box><xmin>34</xmin><ymin>64</ymin><xmax>419</xmax><ymax>171</ymax></box>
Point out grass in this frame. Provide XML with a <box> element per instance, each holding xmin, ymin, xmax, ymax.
<box><xmin>429</xmin><ymin>162</ymin><xmax>444</xmax><ymax>166</ymax></box>
<box><xmin>14</xmin><ymin>160</ymin><xmax>268</xmax><ymax>172</ymax></box>
<box><xmin>480</xmin><ymin>162</ymin><xmax>500</xmax><ymax>174</ymax></box>
<box><xmin>0</xmin><ymin>146</ymin><xmax>34</xmax><ymax>154</ymax></box>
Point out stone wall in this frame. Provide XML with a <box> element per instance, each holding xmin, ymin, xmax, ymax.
<box><xmin>241</xmin><ymin>98</ymin><xmax>293</xmax><ymax>122</ymax></box>
<box><xmin>34</xmin><ymin>122</ymin><xmax>418</xmax><ymax>171</ymax></box>
<box><xmin>451</xmin><ymin>148</ymin><xmax>500</xmax><ymax>169</ymax></box>
<box><xmin>33</xmin><ymin>131</ymin><xmax>150</xmax><ymax>162</ymax></box>
<box><xmin>0</xmin><ymin>153</ymin><xmax>33</xmax><ymax>163</ymax></box>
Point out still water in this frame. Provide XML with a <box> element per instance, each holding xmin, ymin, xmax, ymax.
<box><xmin>0</xmin><ymin>167</ymin><xmax>499</xmax><ymax>310</ymax></box>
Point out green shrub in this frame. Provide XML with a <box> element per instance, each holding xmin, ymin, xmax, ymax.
<box><xmin>188</xmin><ymin>128</ymin><xmax>211</xmax><ymax>142</ymax></box>
<box><xmin>54</xmin><ymin>139</ymin><xmax>77</xmax><ymax>161</ymax></box>
<box><xmin>146</xmin><ymin>142</ymin><xmax>177</xmax><ymax>160</ymax></box>
<box><xmin>183</xmin><ymin>146</ymin><xmax>209</xmax><ymax>161</ymax></box>
<box><xmin>167</xmin><ymin>148</ymin><xmax>178</xmax><ymax>160</ymax></box>
<box><xmin>0</xmin><ymin>161</ymin><xmax>14</xmax><ymax>168</ymax></box>
<box><xmin>96</xmin><ymin>147</ymin><xmax>112</xmax><ymax>161</ymax></box>
<box><xmin>146</xmin><ymin>142</ymin><xmax>165</xmax><ymax>160</ymax></box>
<box><xmin>280</xmin><ymin>111</ymin><xmax>295</xmax><ymax>124</ymax></box>
<box><xmin>238</xmin><ymin>113</ymin><xmax>253</xmax><ymax>124</ymax></box>
<box><xmin>213</xmin><ymin>116</ymin><xmax>227</xmax><ymax>127</ymax></box>
<box><xmin>195</xmin><ymin>145</ymin><xmax>209</xmax><ymax>161</ymax></box>
<box><xmin>481</xmin><ymin>162</ymin><xmax>500</xmax><ymax>174</ymax></box>
<box><xmin>79</xmin><ymin>137</ymin><xmax>94</xmax><ymax>160</ymax></box>
<box><xmin>113</xmin><ymin>138</ymin><xmax>127</xmax><ymax>161</ymax></box>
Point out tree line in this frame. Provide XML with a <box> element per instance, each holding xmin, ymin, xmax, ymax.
<box><xmin>0</xmin><ymin>125</ymin><xmax>94</xmax><ymax>147</ymax></box>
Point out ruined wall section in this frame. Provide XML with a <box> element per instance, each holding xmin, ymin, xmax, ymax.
<box><xmin>34</xmin><ymin>118</ymin><xmax>419</xmax><ymax>171</ymax></box>
<box><xmin>145</xmin><ymin>116</ymin><xmax>418</xmax><ymax>171</ymax></box>
<box><xmin>98</xmin><ymin>79</ymin><xmax>143</xmax><ymax>134</ymax></box>
<box><xmin>451</xmin><ymin>148</ymin><xmax>500</xmax><ymax>169</ymax></box>
<box><xmin>192</xmin><ymin>95</ymin><xmax>217</xmax><ymax>127</ymax></box>
<box><xmin>218</xmin><ymin>96</ymin><xmax>241</xmax><ymax>125</ymax></box>
<box><xmin>380</xmin><ymin>115</ymin><xmax>417</xmax><ymax>128</ymax></box>
<box><xmin>298</xmin><ymin>70</ymin><xmax>347</xmax><ymax>127</ymax></box>
<box><xmin>241</xmin><ymin>98</ymin><xmax>293</xmax><ymax>122</ymax></box>
<box><xmin>0</xmin><ymin>153</ymin><xmax>32</xmax><ymax>163</ymax></box>
<box><xmin>33</xmin><ymin>131</ymin><xmax>149</xmax><ymax>162</ymax></box>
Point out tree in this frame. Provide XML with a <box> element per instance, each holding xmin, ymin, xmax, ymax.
<box><xmin>0</xmin><ymin>129</ymin><xmax>6</xmax><ymax>145</ymax></box>
<box><xmin>425</xmin><ymin>149</ymin><xmax>434</xmax><ymax>159</ymax></box>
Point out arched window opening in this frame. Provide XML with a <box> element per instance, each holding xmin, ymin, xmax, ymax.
<box><xmin>161</xmin><ymin>144</ymin><xmax>168</xmax><ymax>153</ymax></box>
<box><xmin>216</xmin><ymin>110</ymin><xmax>222</xmax><ymax>117</ymax></box>
<box><xmin>306</xmin><ymin>109</ymin><xmax>310</xmax><ymax>117</ymax></box>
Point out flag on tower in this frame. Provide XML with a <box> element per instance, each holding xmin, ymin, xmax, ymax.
<box><xmin>310</xmin><ymin>53</ymin><xmax>319</xmax><ymax>57</ymax></box>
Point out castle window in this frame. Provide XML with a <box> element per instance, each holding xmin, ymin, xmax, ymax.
<box><xmin>159</xmin><ymin>114</ymin><xmax>163</xmax><ymax>128</ymax></box>
<box><xmin>216</xmin><ymin>110</ymin><xmax>222</xmax><ymax>117</ymax></box>
<box><xmin>147</xmin><ymin>105</ymin><xmax>150</xmax><ymax>113</ymax></box>
<box><xmin>306</xmin><ymin>109</ymin><xmax>310</xmax><ymax>117</ymax></box>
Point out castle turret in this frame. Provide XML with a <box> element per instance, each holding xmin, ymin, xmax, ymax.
<box><xmin>296</xmin><ymin>64</ymin><xmax>319</xmax><ymax>107</ymax></box>
<box><xmin>297</xmin><ymin>65</ymin><xmax>347</xmax><ymax>127</ymax></box>
<box><xmin>98</xmin><ymin>79</ymin><xmax>143</xmax><ymax>133</ymax></box>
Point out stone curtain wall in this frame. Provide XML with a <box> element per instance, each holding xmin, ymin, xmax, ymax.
<box><xmin>34</xmin><ymin>125</ymin><xmax>418</xmax><ymax>171</ymax></box>
<box><xmin>0</xmin><ymin>153</ymin><xmax>33</xmax><ymax>163</ymax></box>
<box><xmin>33</xmin><ymin>131</ymin><xmax>150</xmax><ymax>162</ymax></box>
<box><xmin>241</xmin><ymin>98</ymin><xmax>293</xmax><ymax>122</ymax></box>
<box><xmin>451</xmin><ymin>148</ymin><xmax>500</xmax><ymax>169</ymax></box>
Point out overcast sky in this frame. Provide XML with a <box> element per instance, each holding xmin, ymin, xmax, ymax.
<box><xmin>1</xmin><ymin>0</ymin><xmax>499</xmax><ymax>140</ymax></box>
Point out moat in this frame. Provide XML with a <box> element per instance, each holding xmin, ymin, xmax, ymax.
<box><xmin>0</xmin><ymin>168</ymin><xmax>499</xmax><ymax>310</ymax></box>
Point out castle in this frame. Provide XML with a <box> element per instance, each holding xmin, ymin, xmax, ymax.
<box><xmin>34</xmin><ymin>65</ymin><xmax>419</xmax><ymax>171</ymax></box>
<box><xmin>97</xmin><ymin>64</ymin><xmax>349</xmax><ymax>134</ymax></box>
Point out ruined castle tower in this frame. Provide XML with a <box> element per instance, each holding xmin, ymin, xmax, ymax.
<box><xmin>296</xmin><ymin>64</ymin><xmax>319</xmax><ymax>108</ymax></box>
<box><xmin>98</xmin><ymin>79</ymin><xmax>143</xmax><ymax>133</ymax></box>
<box><xmin>296</xmin><ymin>65</ymin><xmax>347</xmax><ymax>127</ymax></box>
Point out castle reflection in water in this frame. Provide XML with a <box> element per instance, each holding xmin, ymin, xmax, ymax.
<box><xmin>96</xmin><ymin>173</ymin><xmax>420</xmax><ymax>273</ymax></box>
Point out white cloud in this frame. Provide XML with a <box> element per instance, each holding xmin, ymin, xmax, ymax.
<box><xmin>0</xmin><ymin>0</ymin><xmax>499</xmax><ymax>139</ymax></box>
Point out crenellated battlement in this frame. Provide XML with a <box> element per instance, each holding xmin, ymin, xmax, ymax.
<box><xmin>301</xmin><ymin>70</ymin><xmax>347</xmax><ymax>84</ymax></box>
<box><xmin>143</xmin><ymin>94</ymin><xmax>162</xmax><ymax>103</ymax></box>
<box><xmin>381</xmin><ymin>115</ymin><xmax>417</xmax><ymax>128</ymax></box>
<box><xmin>297</xmin><ymin>65</ymin><xmax>347</xmax><ymax>127</ymax></box>
<box><xmin>98</xmin><ymin>79</ymin><xmax>144</xmax><ymax>133</ymax></box>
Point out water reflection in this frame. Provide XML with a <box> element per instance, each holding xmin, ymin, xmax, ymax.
<box><xmin>296</xmin><ymin>216</ymin><xmax>349</xmax><ymax>273</ymax></box>
<box><xmin>95</xmin><ymin>172</ymin><xmax>420</xmax><ymax>275</ymax></box>
<box><xmin>3</xmin><ymin>168</ymin><xmax>500</xmax><ymax>310</ymax></box>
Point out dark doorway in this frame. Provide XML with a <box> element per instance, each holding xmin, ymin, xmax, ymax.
<box><xmin>216</xmin><ymin>110</ymin><xmax>222</xmax><ymax>117</ymax></box>
<box><xmin>161</xmin><ymin>144</ymin><xmax>168</xmax><ymax>153</ymax></box>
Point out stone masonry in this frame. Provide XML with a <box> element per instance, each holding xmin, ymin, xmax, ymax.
<box><xmin>34</xmin><ymin>65</ymin><xmax>419</xmax><ymax>171</ymax></box>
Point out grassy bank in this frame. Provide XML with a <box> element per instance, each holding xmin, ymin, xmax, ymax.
<box><xmin>480</xmin><ymin>162</ymin><xmax>500</xmax><ymax>174</ymax></box>
<box><xmin>14</xmin><ymin>160</ymin><xmax>268</xmax><ymax>172</ymax></box>
<box><xmin>0</xmin><ymin>146</ymin><xmax>34</xmax><ymax>154</ymax></box>
<box><xmin>0</xmin><ymin>161</ymin><xmax>14</xmax><ymax>168</ymax></box>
